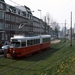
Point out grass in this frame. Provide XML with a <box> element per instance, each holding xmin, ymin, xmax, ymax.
<box><xmin>0</xmin><ymin>39</ymin><xmax>75</xmax><ymax>75</ymax></box>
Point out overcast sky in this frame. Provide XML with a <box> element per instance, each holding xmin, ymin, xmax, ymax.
<box><xmin>5</xmin><ymin>0</ymin><xmax>75</xmax><ymax>29</ymax></box>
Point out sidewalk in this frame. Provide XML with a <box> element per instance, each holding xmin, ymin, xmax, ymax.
<box><xmin>51</xmin><ymin>39</ymin><xmax>60</xmax><ymax>44</ymax></box>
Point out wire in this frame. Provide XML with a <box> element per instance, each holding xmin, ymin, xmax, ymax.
<box><xmin>8</xmin><ymin>0</ymin><xmax>21</xmax><ymax>6</ymax></box>
<box><xmin>63</xmin><ymin>0</ymin><xmax>72</xmax><ymax>8</ymax></box>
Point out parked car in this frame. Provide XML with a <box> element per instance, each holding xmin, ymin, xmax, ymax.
<box><xmin>0</xmin><ymin>41</ymin><xmax>10</xmax><ymax>54</ymax></box>
<box><xmin>0</xmin><ymin>41</ymin><xmax>4</xmax><ymax>49</ymax></box>
<box><xmin>0</xmin><ymin>49</ymin><xmax>4</xmax><ymax>54</ymax></box>
<box><xmin>4</xmin><ymin>41</ymin><xmax>10</xmax><ymax>45</ymax></box>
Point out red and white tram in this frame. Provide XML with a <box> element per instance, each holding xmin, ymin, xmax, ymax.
<box><xmin>4</xmin><ymin>35</ymin><xmax>51</xmax><ymax>57</ymax></box>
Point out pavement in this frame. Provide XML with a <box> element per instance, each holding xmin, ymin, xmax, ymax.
<box><xmin>51</xmin><ymin>39</ymin><xmax>61</xmax><ymax>44</ymax></box>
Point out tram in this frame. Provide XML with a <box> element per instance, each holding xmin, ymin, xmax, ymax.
<box><xmin>3</xmin><ymin>35</ymin><xmax>51</xmax><ymax>57</ymax></box>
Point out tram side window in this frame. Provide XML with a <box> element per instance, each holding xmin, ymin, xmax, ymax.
<box><xmin>33</xmin><ymin>39</ymin><xmax>40</xmax><ymax>45</ymax></box>
<box><xmin>33</xmin><ymin>39</ymin><xmax>36</xmax><ymax>44</ymax></box>
<box><xmin>21</xmin><ymin>42</ymin><xmax>26</xmax><ymax>47</ymax></box>
<box><xmin>27</xmin><ymin>40</ymin><xmax>34</xmax><ymax>46</ymax></box>
<box><xmin>31</xmin><ymin>40</ymin><xmax>33</xmax><ymax>45</ymax></box>
<box><xmin>48</xmin><ymin>38</ymin><xmax>50</xmax><ymax>42</ymax></box>
<box><xmin>36</xmin><ymin>39</ymin><xmax>40</xmax><ymax>44</ymax></box>
<box><xmin>27</xmin><ymin>39</ymin><xmax>40</xmax><ymax>46</ymax></box>
<box><xmin>27</xmin><ymin>40</ymin><xmax>33</xmax><ymax>46</ymax></box>
<box><xmin>27</xmin><ymin>40</ymin><xmax>31</xmax><ymax>46</ymax></box>
<box><xmin>43</xmin><ymin>38</ymin><xmax>50</xmax><ymax>43</ymax></box>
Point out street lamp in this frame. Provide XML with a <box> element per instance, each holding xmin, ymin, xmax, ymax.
<box><xmin>31</xmin><ymin>11</ymin><xmax>34</xmax><ymax>13</ymax></box>
<box><xmin>38</xmin><ymin>9</ymin><xmax>42</xmax><ymax>35</ymax></box>
<box><xmin>38</xmin><ymin>9</ymin><xmax>41</xmax><ymax>19</ymax></box>
<box><xmin>31</xmin><ymin>11</ymin><xmax>34</xmax><ymax>16</ymax></box>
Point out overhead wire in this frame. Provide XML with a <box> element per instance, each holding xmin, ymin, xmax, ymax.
<box><xmin>57</xmin><ymin>0</ymin><xmax>72</xmax><ymax>29</ymax></box>
<box><xmin>8</xmin><ymin>0</ymin><xmax>21</xmax><ymax>6</ymax></box>
<box><xmin>63</xmin><ymin>0</ymin><xmax>72</xmax><ymax>8</ymax></box>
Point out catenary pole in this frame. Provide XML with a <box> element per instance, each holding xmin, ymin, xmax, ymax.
<box><xmin>64</xmin><ymin>19</ymin><xmax>66</xmax><ymax>42</ymax></box>
<box><xmin>70</xmin><ymin>11</ymin><xmax>72</xmax><ymax>47</ymax></box>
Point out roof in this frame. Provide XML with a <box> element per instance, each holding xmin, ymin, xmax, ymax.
<box><xmin>10</xmin><ymin>35</ymin><xmax>51</xmax><ymax>40</ymax></box>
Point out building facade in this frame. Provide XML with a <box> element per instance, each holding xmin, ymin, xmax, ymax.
<box><xmin>0</xmin><ymin>0</ymin><xmax>51</xmax><ymax>43</ymax></box>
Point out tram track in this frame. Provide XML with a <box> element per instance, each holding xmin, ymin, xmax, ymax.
<box><xmin>15</xmin><ymin>50</ymin><xmax>52</xmax><ymax>75</ymax></box>
<box><xmin>0</xmin><ymin>49</ymin><xmax>51</xmax><ymax>75</ymax></box>
<box><xmin>16</xmin><ymin>41</ymin><xmax>68</xmax><ymax>75</ymax></box>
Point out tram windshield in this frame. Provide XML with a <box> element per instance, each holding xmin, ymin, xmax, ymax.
<box><xmin>10</xmin><ymin>42</ymin><xmax>20</xmax><ymax>48</ymax></box>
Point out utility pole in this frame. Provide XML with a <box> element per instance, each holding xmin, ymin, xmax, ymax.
<box><xmin>64</xmin><ymin>19</ymin><xmax>66</xmax><ymax>42</ymax></box>
<box><xmin>45</xmin><ymin>16</ymin><xmax>46</xmax><ymax>34</ymax></box>
<box><xmin>70</xmin><ymin>11</ymin><xmax>72</xmax><ymax>47</ymax></box>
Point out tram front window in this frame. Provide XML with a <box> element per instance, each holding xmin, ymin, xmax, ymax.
<box><xmin>11</xmin><ymin>42</ymin><xmax>20</xmax><ymax>47</ymax></box>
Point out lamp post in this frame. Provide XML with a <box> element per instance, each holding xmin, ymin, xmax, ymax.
<box><xmin>31</xmin><ymin>11</ymin><xmax>34</xmax><ymax>13</ymax></box>
<box><xmin>30</xmin><ymin>10</ymin><xmax>34</xmax><ymax>36</ymax></box>
<box><xmin>38</xmin><ymin>9</ymin><xmax>42</xmax><ymax>35</ymax></box>
<box><xmin>38</xmin><ymin>9</ymin><xmax>41</xmax><ymax>19</ymax></box>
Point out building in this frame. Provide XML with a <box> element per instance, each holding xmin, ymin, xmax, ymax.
<box><xmin>0</xmin><ymin>0</ymin><xmax>51</xmax><ymax>43</ymax></box>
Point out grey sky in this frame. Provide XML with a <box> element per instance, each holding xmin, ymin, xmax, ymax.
<box><xmin>5</xmin><ymin>0</ymin><xmax>75</xmax><ymax>29</ymax></box>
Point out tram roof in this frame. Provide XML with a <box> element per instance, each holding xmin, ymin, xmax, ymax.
<box><xmin>40</xmin><ymin>35</ymin><xmax>51</xmax><ymax>38</ymax></box>
<box><xmin>10</xmin><ymin>35</ymin><xmax>51</xmax><ymax>40</ymax></box>
<box><xmin>11</xmin><ymin>35</ymin><xmax>40</xmax><ymax>40</ymax></box>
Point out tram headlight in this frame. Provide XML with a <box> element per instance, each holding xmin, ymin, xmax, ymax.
<box><xmin>13</xmin><ymin>50</ymin><xmax>15</xmax><ymax>54</ymax></box>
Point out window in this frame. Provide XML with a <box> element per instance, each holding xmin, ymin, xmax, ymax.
<box><xmin>0</xmin><ymin>11</ymin><xmax>4</xmax><ymax>19</ymax></box>
<box><xmin>11</xmin><ymin>42</ymin><xmax>20</xmax><ymax>47</ymax></box>
<box><xmin>22</xmin><ymin>12</ymin><xmax>26</xmax><ymax>17</ymax></box>
<box><xmin>16</xmin><ymin>16</ymin><xmax>20</xmax><ymax>22</ymax></box>
<box><xmin>36</xmin><ymin>39</ymin><xmax>40</xmax><ymax>44</ymax></box>
<box><xmin>27</xmin><ymin>40</ymin><xmax>31</xmax><ymax>46</ymax></box>
<box><xmin>5</xmin><ymin>34</ymin><xmax>8</xmax><ymax>40</ymax></box>
<box><xmin>9</xmin><ymin>6</ymin><xmax>16</xmax><ymax>13</ymax></box>
<box><xmin>11</xmin><ymin>24</ymin><xmax>15</xmax><ymax>30</ymax></box>
<box><xmin>0</xmin><ymin>22</ymin><xmax>4</xmax><ymax>29</ymax></box>
<box><xmin>18</xmin><ymin>10</ymin><xmax>20</xmax><ymax>15</ymax></box>
<box><xmin>43</xmin><ymin>38</ymin><xmax>50</xmax><ymax>43</ymax></box>
<box><xmin>5</xmin><ymin>24</ymin><xmax>10</xmax><ymax>30</ymax></box>
<box><xmin>21</xmin><ymin>42</ymin><xmax>26</xmax><ymax>47</ymax></box>
<box><xmin>2</xmin><ymin>33</ymin><xmax>4</xmax><ymax>40</ymax></box>
<box><xmin>27</xmin><ymin>39</ymin><xmax>40</xmax><ymax>46</ymax></box>
<box><xmin>11</xmin><ymin>15</ymin><xmax>15</xmax><ymax>22</ymax></box>
<box><xmin>0</xmin><ymin>3</ymin><xmax>4</xmax><ymax>9</ymax></box>
<box><xmin>5</xmin><ymin>14</ymin><xmax>10</xmax><ymax>21</ymax></box>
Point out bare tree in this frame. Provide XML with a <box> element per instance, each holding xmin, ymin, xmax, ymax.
<box><xmin>52</xmin><ymin>22</ymin><xmax>60</xmax><ymax>38</ymax></box>
<box><xmin>46</xmin><ymin>12</ymin><xmax>50</xmax><ymax>25</ymax></box>
<box><xmin>43</xmin><ymin>12</ymin><xmax>60</xmax><ymax>37</ymax></box>
<box><xmin>43</xmin><ymin>16</ymin><xmax>46</xmax><ymax>23</ymax></box>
